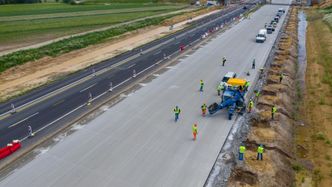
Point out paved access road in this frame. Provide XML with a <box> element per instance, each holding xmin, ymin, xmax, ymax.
<box><xmin>0</xmin><ymin>1</ymin><xmax>290</xmax><ymax>186</ymax></box>
<box><xmin>0</xmin><ymin>4</ymin><xmax>254</xmax><ymax>147</ymax></box>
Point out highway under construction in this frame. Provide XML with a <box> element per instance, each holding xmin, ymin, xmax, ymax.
<box><xmin>0</xmin><ymin>0</ymin><xmax>291</xmax><ymax>186</ymax></box>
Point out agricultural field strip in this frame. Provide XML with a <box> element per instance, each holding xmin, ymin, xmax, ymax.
<box><xmin>0</xmin><ymin>6</ymin><xmax>184</xmax><ymax>22</ymax></box>
<box><xmin>0</xmin><ymin>3</ymin><xmax>177</xmax><ymax>17</ymax></box>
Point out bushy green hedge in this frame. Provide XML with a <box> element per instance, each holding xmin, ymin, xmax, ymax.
<box><xmin>0</xmin><ymin>15</ymin><xmax>171</xmax><ymax>73</ymax></box>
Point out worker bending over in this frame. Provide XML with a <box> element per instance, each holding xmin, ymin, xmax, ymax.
<box><xmin>201</xmin><ymin>103</ymin><xmax>207</xmax><ymax>117</ymax></box>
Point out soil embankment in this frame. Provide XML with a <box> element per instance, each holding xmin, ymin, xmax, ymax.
<box><xmin>228</xmin><ymin>7</ymin><xmax>299</xmax><ymax>186</ymax></box>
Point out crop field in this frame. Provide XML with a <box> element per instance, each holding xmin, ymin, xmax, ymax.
<box><xmin>0</xmin><ymin>2</ymin><xmax>186</xmax><ymax>51</ymax></box>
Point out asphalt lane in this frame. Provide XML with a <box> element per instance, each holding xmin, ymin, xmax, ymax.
<box><xmin>0</xmin><ymin>1</ymin><xmax>290</xmax><ymax>186</ymax></box>
<box><xmin>0</xmin><ymin>4</ymin><xmax>256</xmax><ymax>147</ymax></box>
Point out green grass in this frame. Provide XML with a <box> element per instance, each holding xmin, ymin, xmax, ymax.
<box><xmin>0</xmin><ymin>3</ymin><xmax>176</xmax><ymax>17</ymax></box>
<box><xmin>0</xmin><ymin>2</ymin><xmax>186</xmax><ymax>49</ymax></box>
<box><xmin>0</xmin><ymin>14</ymin><xmax>177</xmax><ymax>73</ymax></box>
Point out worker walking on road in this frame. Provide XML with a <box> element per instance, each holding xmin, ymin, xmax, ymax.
<box><xmin>192</xmin><ymin>123</ymin><xmax>198</xmax><ymax>141</ymax></box>
<box><xmin>271</xmin><ymin>105</ymin><xmax>277</xmax><ymax>120</ymax></box>
<box><xmin>222</xmin><ymin>56</ymin><xmax>227</xmax><ymax>66</ymax></box>
<box><xmin>254</xmin><ymin>90</ymin><xmax>260</xmax><ymax>102</ymax></box>
<box><xmin>257</xmin><ymin>144</ymin><xmax>264</xmax><ymax>160</ymax></box>
<box><xmin>239</xmin><ymin>144</ymin><xmax>246</xmax><ymax>161</ymax></box>
<box><xmin>252</xmin><ymin>59</ymin><xmax>256</xmax><ymax>69</ymax></box>
<box><xmin>279</xmin><ymin>73</ymin><xmax>284</xmax><ymax>83</ymax></box>
<box><xmin>28</xmin><ymin>125</ymin><xmax>34</xmax><ymax>138</ymax></box>
<box><xmin>199</xmin><ymin>80</ymin><xmax>204</xmax><ymax>92</ymax></box>
<box><xmin>173</xmin><ymin>106</ymin><xmax>181</xmax><ymax>122</ymax></box>
<box><xmin>248</xmin><ymin>99</ymin><xmax>254</xmax><ymax>113</ymax></box>
<box><xmin>201</xmin><ymin>103</ymin><xmax>207</xmax><ymax>117</ymax></box>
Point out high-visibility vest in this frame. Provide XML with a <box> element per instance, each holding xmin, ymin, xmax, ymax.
<box><xmin>174</xmin><ymin>108</ymin><xmax>181</xmax><ymax>114</ymax></box>
<box><xmin>239</xmin><ymin>146</ymin><xmax>246</xmax><ymax>153</ymax></box>
<box><xmin>257</xmin><ymin>146</ymin><xmax>264</xmax><ymax>153</ymax></box>
<box><xmin>249</xmin><ymin>101</ymin><xmax>254</xmax><ymax>107</ymax></box>
<box><xmin>201</xmin><ymin>104</ymin><xmax>207</xmax><ymax>110</ymax></box>
<box><xmin>192</xmin><ymin>126</ymin><xmax>198</xmax><ymax>133</ymax></box>
<box><xmin>255</xmin><ymin>91</ymin><xmax>260</xmax><ymax>97</ymax></box>
<box><xmin>200</xmin><ymin>81</ymin><xmax>204</xmax><ymax>86</ymax></box>
<box><xmin>217</xmin><ymin>84</ymin><xmax>223</xmax><ymax>91</ymax></box>
<box><xmin>272</xmin><ymin>107</ymin><xmax>277</xmax><ymax>113</ymax></box>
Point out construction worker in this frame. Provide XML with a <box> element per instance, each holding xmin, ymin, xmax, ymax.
<box><xmin>257</xmin><ymin>144</ymin><xmax>264</xmax><ymax>160</ymax></box>
<box><xmin>192</xmin><ymin>123</ymin><xmax>198</xmax><ymax>141</ymax></box>
<box><xmin>248</xmin><ymin>99</ymin><xmax>254</xmax><ymax>113</ymax></box>
<box><xmin>28</xmin><ymin>125</ymin><xmax>34</xmax><ymax>138</ymax></box>
<box><xmin>201</xmin><ymin>103</ymin><xmax>207</xmax><ymax>117</ymax></box>
<box><xmin>173</xmin><ymin>106</ymin><xmax>181</xmax><ymax>122</ymax></box>
<box><xmin>252</xmin><ymin>59</ymin><xmax>256</xmax><ymax>69</ymax></box>
<box><xmin>244</xmin><ymin>81</ymin><xmax>250</xmax><ymax>91</ymax></box>
<box><xmin>200</xmin><ymin>80</ymin><xmax>204</xmax><ymax>92</ymax></box>
<box><xmin>279</xmin><ymin>73</ymin><xmax>284</xmax><ymax>83</ymax></box>
<box><xmin>217</xmin><ymin>83</ymin><xmax>224</xmax><ymax>96</ymax></box>
<box><xmin>255</xmin><ymin>90</ymin><xmax>260</xmax><ymax>102</ymax></box>
<box><xmin>222</xmin><ymin>56</ymin><xmax>227</xmax><ymax>66</ymax></box>
<box><xmin>271</xmin><ymin>105</ymin><xmax>277</xmax><ymax>120</ymax></box>
<box><xmin>239</xmin><ymin>144</ymin><xmax>246</xmax><ymax>161</ymax></box>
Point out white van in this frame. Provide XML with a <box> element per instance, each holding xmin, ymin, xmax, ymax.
<box><xmin>256</xmin><ymin>29</ymin><xmax>267</xmax><ymax>43</ymax></box>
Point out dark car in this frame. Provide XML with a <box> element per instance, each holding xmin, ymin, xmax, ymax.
<box><xmin>266</xmin><ymin>26</ymin><xmax>274</xmax><ymax>34</ymax></box>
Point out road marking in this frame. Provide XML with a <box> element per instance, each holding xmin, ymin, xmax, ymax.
<box><xmin>154</xmin><ymin>50</ymin><xmax>161</xmax><ymax>55</ymax></box>
<box><xmin>80</xmin><ymin>83</ymin><xmax>96</xmax><ymax>93</ymax></box>
<box><xmin>20</xmin><ymin>104</ymin><xmax>85</xmax><ymax>142</ymax></box>
<box><xmin>52</xmin><ymin>99</ymin><xmax>65</xmax><ymax>107</ymax></box>
<box><xmin>126</xmin><ymin>64</ymin><xmax>136</xmax><ymax>69</ymax></box>
<box><xmin>9</xmin><ymin>112</ymin><xmax>39</xmax><ymax>128</ymax></box>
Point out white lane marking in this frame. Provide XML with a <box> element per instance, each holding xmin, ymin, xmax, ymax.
<box><xmin>20</xmin><ymin>104</ymin><xmax>85</xmax><ymax>142</ymax></box>
<box><xmin>8</xmin><ymin>112</ymin><xmax>39</xmax><ymax>128</ymax></box>
<box><xmin>126</xmin><ymin>64</ymin><xmax>136</xmax><ymax>69</ymax></box>
<box><xmin>154</xmin><ymin>50</ymin><xmax>161</xmax><ymax>55</ymax></box>
<box><xmin>80</xmin><ymin>83</ymin><xmax>96</xmax><ymax>93</ymax></box>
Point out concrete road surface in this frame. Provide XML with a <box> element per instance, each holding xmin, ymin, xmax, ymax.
<box><xmin>0</xmin><ymin>1</ymin><xmax>290</xmax><ymax>187</ymax></box>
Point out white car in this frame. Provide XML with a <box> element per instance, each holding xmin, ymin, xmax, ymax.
<box><xmin>256</xmin><ymin>29</ymin><xmax>267</xmax><ymax>43</ymax></box>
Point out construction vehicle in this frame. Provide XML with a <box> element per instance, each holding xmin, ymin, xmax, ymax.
<box><xmin>208</xmin><ymin>78</ymin><xmax>247</xmax><ymax>120</ymax></box>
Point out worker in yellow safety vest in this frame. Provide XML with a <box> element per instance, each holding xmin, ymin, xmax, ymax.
<box><xmin>239</xmin><ymin>144</ymin><xmax>246</xmax><ymax>160</ymax></box>
<box><xmin>200</xmin><ymin>80</ymin><xmax>204</xmax><ymax>92</ymax></box>
<box><xmin>173</xmin><ymin>106</ymin><xmax>181</xmax><ymax>122</ymax></box>
<box><xmin>217</xmin><ymin>84</ymin><xmax>224</xmax><ymax>96</ymax></box>
<box><xmin>279</xmin><ymin>73</ymin><xmax>284</xmax><ymax>83</ymax></box>
<box><xmin>192</xmin><ymin>124</ymin><xmax>198</xmax><ymax>141</ymax></box>
<box><xmin>248</xmin><ymin>99</ymin><xmax>254</xmax><ymax>113</ymax></box>
<box><xmin>271</xmin><ymin>105</ymin><xmax>277</xmax><ymax>120</ymax></box>
<box><xmin>257</xmin><ymin>144</ymin><xmax>264</xmax><ymax>160</ymax></box>
<box><xmin>201</xmin><ymin>103</ymin><xmax>207</xmax><ymax>117</ymax></box>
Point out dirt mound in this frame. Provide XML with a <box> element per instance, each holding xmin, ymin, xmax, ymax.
<box><xmin>228</xmin><ymin>7</ymin><xmax>299</xmax><ymax>186</ymax></box>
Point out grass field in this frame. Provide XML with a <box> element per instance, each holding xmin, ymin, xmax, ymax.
<box><xmin>0</xmin><ymin>2</ymin><xmax>186</xmax><ymax>50</ymax></box>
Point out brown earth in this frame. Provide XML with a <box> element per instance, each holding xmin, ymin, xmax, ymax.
<box><xmin>228</xmin><ymin>7</ymin><xmax>299</xmax><ymax>187</ymax></box>
<box><xmin>0</xmin><ymin>7</ymin><xmax>220</xmax><ymax>103</ymax></box>
<box><xmin>295</xmin><ymin>8</ymin><xmax>332</xmax><ymax>187</ymax></box>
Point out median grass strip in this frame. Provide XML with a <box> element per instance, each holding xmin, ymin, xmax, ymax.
<box><xmin>0</xmin><ymin>14</ymin><xmax>176</xmax><ymax>73</ymax></box>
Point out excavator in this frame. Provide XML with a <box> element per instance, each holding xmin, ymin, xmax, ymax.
<box><xmin>208</xmin><ymin>78</ymin><xmax>248</xmax><ymax>120</ymax></box>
